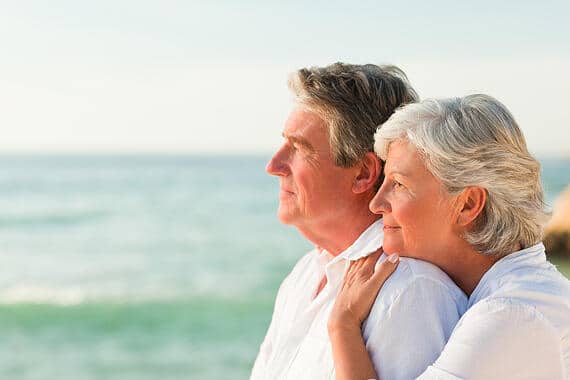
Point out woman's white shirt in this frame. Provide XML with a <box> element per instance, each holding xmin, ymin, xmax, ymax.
<box><xmin>418</xmin><ymin>243</ymin><xmax>570</xmax><ymax>379</ymax></box>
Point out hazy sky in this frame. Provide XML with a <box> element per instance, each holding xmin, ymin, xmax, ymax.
<box><xmin>1</xmin><ymin>0</ymin><xmax>569</xmax><ymax>155</ymax></box>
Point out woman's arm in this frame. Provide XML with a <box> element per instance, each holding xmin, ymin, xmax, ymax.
<box><xmin>328</xmin><ymin>250</ymin><xmax>399</xmax><ymax>380</ymax></box>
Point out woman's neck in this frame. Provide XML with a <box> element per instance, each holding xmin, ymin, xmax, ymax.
<box><xmin>436</xmin><ymin>242</ymin><xmax>500</xmax><ymax>296</ymax></box>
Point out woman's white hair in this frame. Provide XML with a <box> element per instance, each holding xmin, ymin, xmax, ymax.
<box><xmin>374</xmin><ymin>94</ymin><xmax>549</xmax><ymax>257</ymax></box>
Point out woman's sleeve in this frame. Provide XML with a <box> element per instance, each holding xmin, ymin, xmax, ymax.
<box><xmin>416</xmin><ymin>298</ymin><xmax>564</xmax><ymax>379</ymax></box>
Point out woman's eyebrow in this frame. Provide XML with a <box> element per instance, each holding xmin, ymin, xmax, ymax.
<box><xmin>388</xmin><ymin>169</ymin><xmax>411</xmax><ymax>177</ymax></box>
<box><xmin>385</xmin><ymin>163</ymin><xmax>412</xmax><ymax>178</ymax></box>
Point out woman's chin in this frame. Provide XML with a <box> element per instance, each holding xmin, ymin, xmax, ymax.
<box><xmin>382</xmin><ymin>241</ymin><xmax>404</xmax><ymax>255</ymax></box>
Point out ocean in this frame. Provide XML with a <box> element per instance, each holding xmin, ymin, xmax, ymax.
<box><xmin>0</xmin><ymin>155</ymin><xmax>568</xmax><ymax>379</ymax></box>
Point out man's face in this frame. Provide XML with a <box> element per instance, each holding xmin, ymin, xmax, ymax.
<box><xmin>266</xmin><ymin>108</ymin><xmax>357</xmax><ymax>231</ymax></box>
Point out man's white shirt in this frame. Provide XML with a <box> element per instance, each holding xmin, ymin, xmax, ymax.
<box><xmin>418</xmin><ymin>243</ymin><xmax>570</xmax><ymax>379</ymax></box>
<box><xmin>251</xmin><ymin>219</ymin><xmax>467</xmax><ymax>380</ymax></box>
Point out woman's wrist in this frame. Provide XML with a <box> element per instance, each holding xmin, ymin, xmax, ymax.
<box><xmin>327</xmin><ymin>315</ymin><xmax>362</xmax><ymax>337</ymax></box>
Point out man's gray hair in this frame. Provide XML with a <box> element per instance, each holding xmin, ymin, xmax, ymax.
<box><xmin>374</xmin><ymin>94</ymin><xmax>549</xmax><ymax>257</ymax></box>
<box><xmin>289</xmin><ymin>62</ymin><xmax>418</xmax><ymax>168</ymax></box>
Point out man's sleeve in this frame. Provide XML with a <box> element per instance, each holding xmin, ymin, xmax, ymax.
<box><xmin>416</xmin><ymin>299</ymin><xmax>565</xmax><ymax>380</ymax></box>
<box><xmin>249</xmin><ymin>275</ymin><xmax>290</xmax><ymax>380</ymax></box>
<box><xmin>250</xmin><ymin>318</ymin><xmax>276</xmax><ymax>379</ymax></box>
<box><xmin>363</xmin><ymin>277</ymin><xmax>464</xmax><ymax>380</ymax></box>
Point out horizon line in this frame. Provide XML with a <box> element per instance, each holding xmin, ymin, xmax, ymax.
<box><xmin>0</xmin><ymin>151</ymin><xmax>569</xmax><ymax>159</ymax></box>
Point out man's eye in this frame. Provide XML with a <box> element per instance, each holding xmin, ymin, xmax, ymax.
<box><xmin>291</xmin><ymin>143</ymin><xmax>302</xmax><ymax>151</ymax></box>
<box><xmin>393</xmin><ymin>180</ymin><xmax>403</xmax><ymax>189</ymax></box>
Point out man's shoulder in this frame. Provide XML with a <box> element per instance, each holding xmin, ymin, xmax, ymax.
<box><xmin>275</xmin><ymin>248</ymin><xmax>319</xmax><ymax>293</ymax></box>
<box><xmin>362</xmin><ymin>257</ymin><xmax>467</xmax><ymax>362</ymax></box>
<box><xmin>387</xmin><ymin>257</ymin><xmax>466</xmax><ymax>301</ymax></box>
<box><xmin>287</xmin><ymin>248</ymin><xmax>319</xmax><ymax>276</ymax></box>
<box><xmin>365</xmin><ymin>257</ymin><xmax>467</xmax><ymax>321</ymax></box>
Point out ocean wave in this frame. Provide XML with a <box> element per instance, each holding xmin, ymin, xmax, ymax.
<box><xmin>0</xmin><ymin>285</ymin><xmax>185</xmax><ymax>306</ymax></box>
<box><xmin>0</xmin><ymin>284</ymin><xmax>271</xmax><ymax>307</ymax></box>
<box><xmin>0</xmin><ymin>290</ymin><xmax>272</xmax><ymax>334</ymax></box>
<box><xmin>0</xmin><ymin>285</ymin><xmax>88</xmax><ymax>305</ymax></box>
<box><xmin>0</xmin><ymin>210</ymin><xmax>107</xmax><ymax>228</ymax></box>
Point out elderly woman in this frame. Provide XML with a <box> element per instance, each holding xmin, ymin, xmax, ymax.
<box><xmin>328</xmin><ymin>94</ymin><xmax>570</xmax><ymax>379</ymax></box>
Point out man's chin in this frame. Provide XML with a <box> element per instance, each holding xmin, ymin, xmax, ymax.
<box><xmin>277</xmin><ymin>209</ymin><xmax>297</xmax><ymax>225</ymax></box>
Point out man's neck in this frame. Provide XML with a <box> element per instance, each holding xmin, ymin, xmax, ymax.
<box><xmin>298</xmin><ymin>211</ymin><xmax>380</xmax><ymax>257</ymax></box>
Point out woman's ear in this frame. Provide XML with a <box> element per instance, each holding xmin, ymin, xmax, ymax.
<box><xmin>456</xmin><ymin>186</ymin><xmax>487</xmax><ymax>227</ymax></box>
<box><xmin>352</xmin><ymin>152</ymin><xmax>382</xmax><ymax>194</ymax></box>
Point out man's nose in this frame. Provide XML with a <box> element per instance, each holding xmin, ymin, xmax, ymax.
<box><xmin>266</xmin><ymin>146</ymin><xmax>290</xmax><ymax>177</ymax></box>
<box><xmin>369</xmin><ymin>186</ymin><xmax>390</xmax><ymax>215</ymax></box>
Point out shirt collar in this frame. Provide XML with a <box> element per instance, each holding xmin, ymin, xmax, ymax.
<box><xmin>468</xmin><ymin>242</ymin><xmax>547</xmax><ymax>306</ymax></box>
<box><xmin>323</xmin><ymin>219</ymin><xmax>384</xmax><ymax>267</ymax></box>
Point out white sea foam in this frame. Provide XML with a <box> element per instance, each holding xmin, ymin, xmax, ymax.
<box><xmin>0</xmin><ymin>282</ymin><xmax>237</xmax><ymax>305</ymax></box>
<box><xmin>0</xmin><ymin>285</ymin><xmax>87</xmax><ymax>305</ymax></box>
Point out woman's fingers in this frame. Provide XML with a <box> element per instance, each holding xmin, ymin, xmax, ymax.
<box><xmin>371</xmin><ymin>253</ymin><xmax>399</xmax><ymax>287</ymax></box>
<box><xmin>329</xmin><ymin>249</ymin><xmax>399</xmax><ymax>331</ymax></box>
<box><xmin>362</xmin><ymin>249</ymin><xmax>382</xmax><ymax>275</ymax></box>
<box><xmin>343</xmin><ymin>249</ymin><xmax>388</xmax><ymax>284</ymax></box>
<box><xmin>350</xmin><ymin>249</ymin><xmax>382</xmax><ymax>279</ymax></box>
<box><xmin>342</xmin><ymin>260</ymin><xmax>361</xmax><ymax>288</ymax></box>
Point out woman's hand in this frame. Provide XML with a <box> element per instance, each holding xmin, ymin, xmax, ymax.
<box><xmin>328</xmin><ymin>249</ymin><xmax>399</xmax><ymax>333</ymax></box>
<box><xmin>327</xmin><ymin>250</ymin><xmax>399</xmax><ymax>380</ymax></box>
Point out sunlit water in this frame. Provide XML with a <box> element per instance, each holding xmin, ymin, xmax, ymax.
<box><xmin>0</xmin><ymin>155</ymin><xmax>568</xmax><ymax>379</ymax></box>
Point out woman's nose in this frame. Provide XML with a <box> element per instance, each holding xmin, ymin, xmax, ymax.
<box><xmin>369</xmin><ymin>186</ymin><xmax>390</xmax><ymax>215</ymax></box>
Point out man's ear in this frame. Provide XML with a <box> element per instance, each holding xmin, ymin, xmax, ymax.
<box><xmin>352</xmin><ymin>152</ymin><xmax>382</xmax><ymax>194</ymax></box>
<box><xmin>455</xmin><ymin>186</ymin><xmax>487</xmax><ymax>228</ymax></box>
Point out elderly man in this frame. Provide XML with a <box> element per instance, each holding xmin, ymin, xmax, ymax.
<box><xmin>250</xmin><ymin>63</ymin><xmax>467</xmax><ymax>380</ymax></box>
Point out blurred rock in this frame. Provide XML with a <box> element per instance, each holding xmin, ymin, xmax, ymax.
<box><xmin>544</xmin><ymin>186</ymin><xmax>570</xmax><ymax>258</ymax></box>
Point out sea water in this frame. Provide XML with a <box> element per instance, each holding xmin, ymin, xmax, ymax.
<box><xmin>0</xmin><ymin>155</ymin><xmax>568</xmax><ymax>379</ymax></box>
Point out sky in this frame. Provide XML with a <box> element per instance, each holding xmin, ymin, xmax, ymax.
<box><xmin>1</xmin><ymin>0</ymin><xmax>569</xmax><ymax>156</ymax></box>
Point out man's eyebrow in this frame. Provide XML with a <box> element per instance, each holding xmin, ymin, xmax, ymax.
<box><xmin>282</xmin><ymin>133</ymin><xmax>316</xmax><ymax>152</ymax></box>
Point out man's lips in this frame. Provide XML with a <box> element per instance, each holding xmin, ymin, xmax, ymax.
<box><xmin>279</xmin><ymin>189</ymin><xmax>295</xmax><ymax>197</ymax></box>
<box><xmin>279</xmin><ymin>184</ymin><xmax>295</xmax><ymax>194</ymax></box>
<box><xmin>383</xmin><ymin>224</ymin><xmax>401</xmax><ymax>231</ymax></box>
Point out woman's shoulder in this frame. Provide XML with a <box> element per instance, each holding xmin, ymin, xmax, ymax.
<box><xmin>468</xmin><ymin>272</ymin><xmax>570</xmax><ymax>338</ymax></box>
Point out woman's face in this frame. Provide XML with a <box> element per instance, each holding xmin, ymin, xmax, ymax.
<box><xmin>370</xmin><ymin>140</ymin><xmax>458</xmax><ymax>261</ymax></box>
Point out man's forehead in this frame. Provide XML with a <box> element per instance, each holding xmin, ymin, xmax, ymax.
<box><xmin>281</xmin><ymin>108</ymin><xmax>334</xmax><ymax>155</ymax></box>
<box><xmin>284</xmin><ymin>110</ymin><xmax>327</xmax><ymax>133</ymax></box>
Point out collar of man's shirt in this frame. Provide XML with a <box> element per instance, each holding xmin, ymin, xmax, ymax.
<box><xmin>316</xmin><ymin>218</ymin><xmax>384</xmax><ymax>269</ymax></box>
<box><xmin>312</xmin><ymin>218</ymin><xmax>384</xmax><ymax>298</ymax></box>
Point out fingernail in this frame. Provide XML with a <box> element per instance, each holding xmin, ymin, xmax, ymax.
<box><xmin>388</xmin><ymin>253</ymin><xmax>399</xmax><ymax>263</ymax></box>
